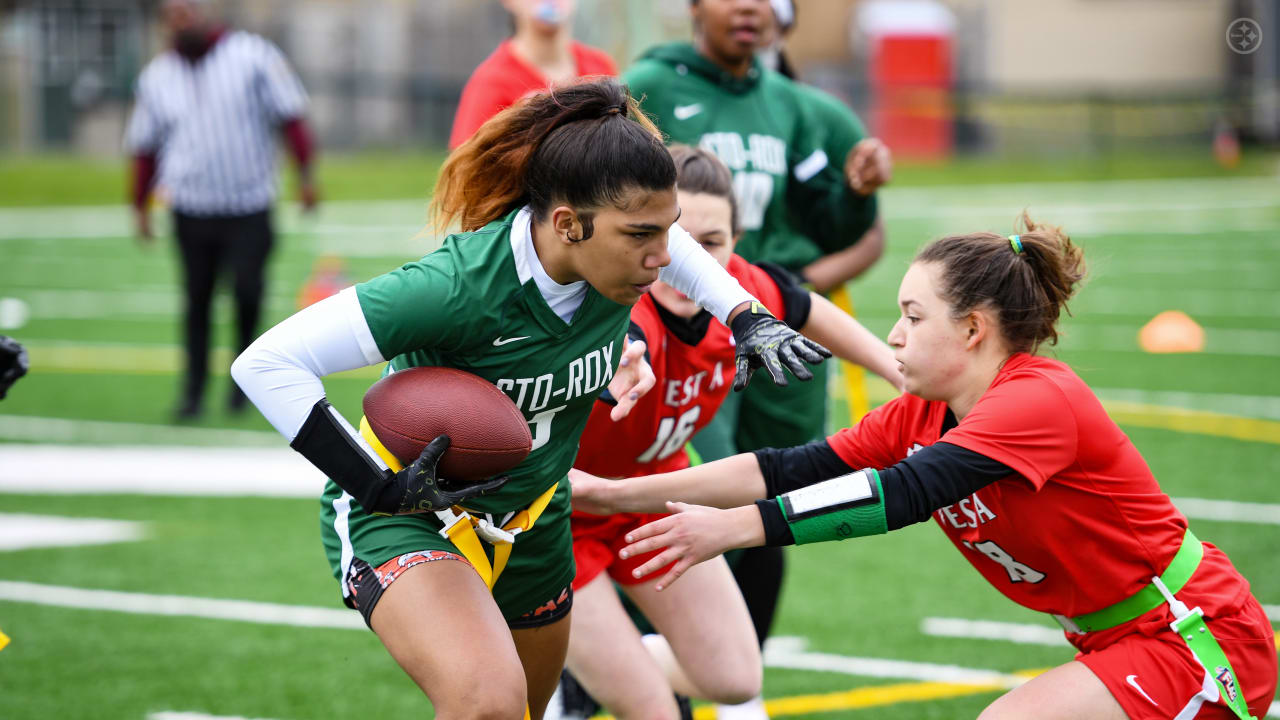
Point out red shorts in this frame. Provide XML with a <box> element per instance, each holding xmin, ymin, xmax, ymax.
<box><xmin>571</xmin><ymin>511</ymin><xmax>674</xmax><ymax>590</ymax></box>
<box><xmin>1078</xmin><ymin>596</ymin><xmax>1276</xmax><ymax>719</ymax></box>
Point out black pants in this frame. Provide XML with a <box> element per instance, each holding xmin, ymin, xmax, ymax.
<box><xmin>173</xmin><ymin>209</ymin><xmax>273</xmax><ymax>409</ymax></box>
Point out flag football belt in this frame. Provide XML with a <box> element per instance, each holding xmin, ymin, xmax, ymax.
<box><xmin>1052</xmin><ymin>529</ymin><xmax>1255</xmax><ymax>719</ymax></box>
<box><xmin>358</xmin><ymin>416</ymin><xmax>557</xmax><ymax>591</ymax></box>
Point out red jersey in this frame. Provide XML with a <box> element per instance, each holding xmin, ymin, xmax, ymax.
<box><xmin>826</xmin><ymin>353</ymin><xmax>1252</xmax><ymax>652</ymax></box>
<box><xmin>449</xmin><ymin>39</ymin><xmax>618</xmax><ymax>149</ymax></box>
<box><xmin>573</xmin><ymin>256</ymin><xmax>803</xmax><ymax>478</ymax></box>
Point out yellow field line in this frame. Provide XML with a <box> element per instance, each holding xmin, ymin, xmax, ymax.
<box><xmin>581</xmin><ymin>666</ymin><xmax>1045</xmax><ymax>720</ymax></box>
<box><xmin>691</xmin><ymin>634</ymin><xmax>1280</xmax><ymax>718</ymax></box>
<box><xmin>1102</xmin><ymin>400</ymin><xmax>1280</xmax><ymax>445</ymax></box>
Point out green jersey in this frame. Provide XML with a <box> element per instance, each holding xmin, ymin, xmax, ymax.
<box><xmin>353</xmin><ymin>207</ymin><xmax>628</xmax><ymax>514</ymax></box>
<box><xmin>623</xmin><ymin>43</ymin><xmax>876</xmax><ymax>271</ymax></box>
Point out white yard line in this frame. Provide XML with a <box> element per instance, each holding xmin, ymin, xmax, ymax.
<box><xmin>762</xmin><ymin>635</ymin><xmax>1028</xmax><ymax>688</ymax></box>
<box><xmin>0</xmin><ymin>581</ymin><xmax>365</xmax><ymax>630</ymax></box>
<box><xmin>0</xmin><ymin>416</ymin><xmax>281</xmax><ymax>447</ymax></box>
<box><xmin>0</xmin><ymin>581</ymin><xmax>1027</xmax><ymax>689</ymax></box>
<box><xmin>920</xmin><ymin>618</ymin><xmax>1069</xmax><ymax>647</ymax></box>
<box><xmin>2</xmin><ymin>176</ymin><xmax>1277</xmax><ymax>242</ymax></box>
<box><xmin>1172</xmin><ymin>497</ymin><xmax>1280</xmax><ymax>526</ymax></box>
<box><xmin>0</xmin><ymin>445</ymin><xmax>321</xmax><ymax>496</ymax></box>
<box><xmin>0</xmin><ymin>513</ymin><xmax>145</xmax><ymax>551</ymax></box>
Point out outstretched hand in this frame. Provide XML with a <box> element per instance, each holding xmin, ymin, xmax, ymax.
<box><xmin>618</xmin><ymin>502</ymin><xmax>758</xmax><ymax>591</ymax></box>
<box><xmin>608</xmin><ymin>337</ymin><xmax>656</xmax><ymax>421</ymax></box>
<box><xmin>729</xmin><ymin>303</ymin><xmax>831</xmax><ymax>390</ymax></box>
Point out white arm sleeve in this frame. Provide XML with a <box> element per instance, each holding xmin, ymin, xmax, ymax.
<box><xmin>230</xmin><ymin>287</ymin><xmax>385</xmax><ymax>441</ymax></box>
<box><xmin>659</xmin><ymin>223</ymin><xmax>755</xmax><ymax>323</ymax></box>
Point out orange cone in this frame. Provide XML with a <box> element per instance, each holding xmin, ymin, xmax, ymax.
<box><xmin>296</xmin><ymin>255</ymin><xmax>352</xmax><ymax>310</ymax></box>
<box><xmin>1139</xmin><ymin>310</ymin><xmax>1205</xmax><ymax>353</ymax></box>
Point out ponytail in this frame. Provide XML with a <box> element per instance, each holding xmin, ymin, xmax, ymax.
<box><xmin>432</xmin><ymin>78</ymin><xmax>675</xmax><ymax>235</ymax></box>
<box><xmin>916</xmin><ymin>211</ymin><xmax>1087</xmax><ymax>353</ymax></box>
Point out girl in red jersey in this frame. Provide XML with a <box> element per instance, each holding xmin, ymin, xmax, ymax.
<box><xmin>449</xmin><ymin>0</ymin><xmax>617</xmax><ymax>149</ymax></box>
<box><xmin>565</xmin><ymin>145</ymin><xmax>902</xmax><ymax>720</ymax></box>
<box><xmin>573</xmin><ymin>216</ymin><xmax>1277</xmax><ymax>720</ymax></box>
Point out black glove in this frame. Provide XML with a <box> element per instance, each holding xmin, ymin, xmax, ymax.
<box><xmin>0</xmin><ymin>335</ymin><xmax>29</xmax><ymax>400</ymax></box>
<box><xmin>371</xmin><ymin>435</ymin><xmax>510</xmax><ymax>516</ymax></box>
<box><xmin>729</xmin><ymin>302</ymin><xmax>830</xmax><ymax>391</ymax></box>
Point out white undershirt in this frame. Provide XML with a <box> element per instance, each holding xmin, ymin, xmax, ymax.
<box><xmin>514</xmin><ymin>208</ymin><xmax>589</xmax><ymax>323</ymax></box>
<box><xmin>232</xmin><ymin>207</ymin><xmax>754</xmax><ymax>441</ymax></box>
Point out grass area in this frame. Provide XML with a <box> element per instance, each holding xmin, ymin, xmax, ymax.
<box><xmin>0</xmin><ymin>155</ymin><xmax>1278</xmax><ymax>719</ymax></box>
<box><xmin>0</xmin><ymin>150</ymin><xmax>448</xmax><ymax>207</ymax></box>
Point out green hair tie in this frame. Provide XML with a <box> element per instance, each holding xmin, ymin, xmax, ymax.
<box><xmin>1009</xmin><ymin>234</ymin><xmax>1024</xmax><ymax>254</ymax></box>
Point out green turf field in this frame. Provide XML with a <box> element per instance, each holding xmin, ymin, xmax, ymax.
<box><xmin>1</xmin><ymin>152</ymin><xmax>1277</xmax><ymax>719</ymax></box>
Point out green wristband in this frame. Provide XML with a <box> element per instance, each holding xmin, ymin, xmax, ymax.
<box><xmin>778</xmin><ymin>469</ymin><xmax>887</xmax><ymax>545</ymax></box>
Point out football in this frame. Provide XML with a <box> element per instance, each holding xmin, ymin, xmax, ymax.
<box><xmin>362</xmin><ymin>366</ymin><xmax>532</xmax><ymax>483</ymax></box>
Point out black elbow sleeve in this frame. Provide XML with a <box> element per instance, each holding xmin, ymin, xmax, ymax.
<box><xmin>290</xmin><ymin>399</ymin><xmax>395</xmax><ymax>512</ymax></box>
<box><xmin>753</xmin><ymin>440</ymin><xmax>856</xmax><ymax>497</ymax></box>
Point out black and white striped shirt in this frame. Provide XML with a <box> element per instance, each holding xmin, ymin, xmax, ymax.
<box><xmin>124</xmin><ymin>31</ymin><xmax>308</xmax><ymax>216</ymax></box>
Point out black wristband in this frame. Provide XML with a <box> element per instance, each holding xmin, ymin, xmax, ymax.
<box><xmin>755</xmin><ymin>498</ymin><xmax>796</xmax><ymax>547</ymax></box>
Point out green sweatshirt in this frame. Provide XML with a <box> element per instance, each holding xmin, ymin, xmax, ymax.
<box><xmin>624</xmin><ymin>42</ymin><xmax>877</xmax><ymax>272</ymax></box>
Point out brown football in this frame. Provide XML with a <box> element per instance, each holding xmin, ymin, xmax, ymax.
<box><xmin>362</xmin><ymin>366</ymin><xmax>532</xmax><ymax>483</ymax></box>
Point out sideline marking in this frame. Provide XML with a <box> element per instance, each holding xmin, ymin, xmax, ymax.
<box><xmin>5</xmin><ymin>581</ymin><xmax>1271</xmax><ymax>718</ymax></box>
<box><xmin>1102</xmin><ymin>401</ymin><xmax>1280</xmax><ymax>445</ymax></box>
<box><xmin>920</xmin><ymin>617</ymin><xmax>1068</xmax><ymax>647</ymax></box>
<box><xmin>0</xmin><ymin>581</ymin><xmax>365</xmax><ymax>630</ymax></box>
<box><xmin>0</xmin><ymin>445</ymin><xmax>323</xmax><ymax>496</ymax></box>
<box><xmin>150</xmin><ymin>707</ymin><xmax>282</xmax><ymax>712</ymax></box>
<box><xmin>762</xmin><ymin>635</ymin><xmax>1027</xmax><ymax>687</ymax></box>
<box><xmin>1171</xmin><ymin>497</ymin><xmax>1280</xmax><ymax>526</ymax></box>
<box><xmin>0</xmin><ymin>513</ymin><xmax>145</xmax><ymax>551</ymax></box>
<box><xmin>0</xmin><ymin>416</ymin><xmax>282</xmax><ymax>447</ymax></box>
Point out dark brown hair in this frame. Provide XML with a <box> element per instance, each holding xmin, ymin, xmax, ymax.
<box><xmin>916</xmin><ymin>212</ymin><xmax>1087</xmax><ymax>353</ymax></box>
<box><xmin>431</xmin><ymin>78</ymin><xmax>675</xmax><ymax>238</ymax></box>
<box><xmin>668</xmin><ymin>144</ymin><xmax>740</xmax><ymax>237</ymax></box>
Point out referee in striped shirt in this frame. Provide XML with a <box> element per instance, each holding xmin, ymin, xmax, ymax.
<box><xmin>126</xmin><ymin>0</ymin><xmax>318</xmax><ymax>421</ymax></box>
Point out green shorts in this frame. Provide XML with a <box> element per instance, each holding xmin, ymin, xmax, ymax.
<box><xmin>319</xmin><ymin>480</ymin><xmax>575</xmax><ymax>627</ymax></box>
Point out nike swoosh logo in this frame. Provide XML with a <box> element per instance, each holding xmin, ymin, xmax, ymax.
<box><xmin>492</xmin><ymin>336</ymin><xmax>530</xmax><ymax>346</ymax></box>
<box><xmin>1126</xmin><ymin>675</ymin><xmax>1158</xmax><ymax>706</ymax></box>
<box><xmin>673</xmin><ymin>103</ymin><xmax>702</xmax><ymax>120</ymax></box>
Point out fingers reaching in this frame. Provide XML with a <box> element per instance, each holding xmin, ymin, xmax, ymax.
<box><xmin>733</xmin><ymin>354</ymin><xmax>754</xmax><ymax>391</ymax></box>
<box><xmin>609</xmin><ymin>339</ymin><xmax>655</xmax><ymax>421</ymax></box>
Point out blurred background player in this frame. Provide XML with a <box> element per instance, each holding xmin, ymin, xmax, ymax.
<box><xmin>623</xmin><ymin>0</ymin><xmax>889</xmax><ymax>485</ymax></box>
<box><xmin>449</xmin><ymin>0</ymin><xmax>617</xmax><ymax>149</ymax></box>
<box><xmin>565</xmin><ymin>145</ymin><xmax>901</xmax><ymax>720</ymax></box>
<box><xmin>624</xmin><ymin>3</ymin><xmax>890</xmax><ymax>716</ymax></box>
<box><xmin>125</xmin><ymin>0</ymin><xmax>318</xmax><ymax>421</ymax></box>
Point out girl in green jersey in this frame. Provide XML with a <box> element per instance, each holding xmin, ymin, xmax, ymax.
<box><xmin>232</xmin><ymin>78</ymin><xmax>827</xmax><ymax>720</ymax></box>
